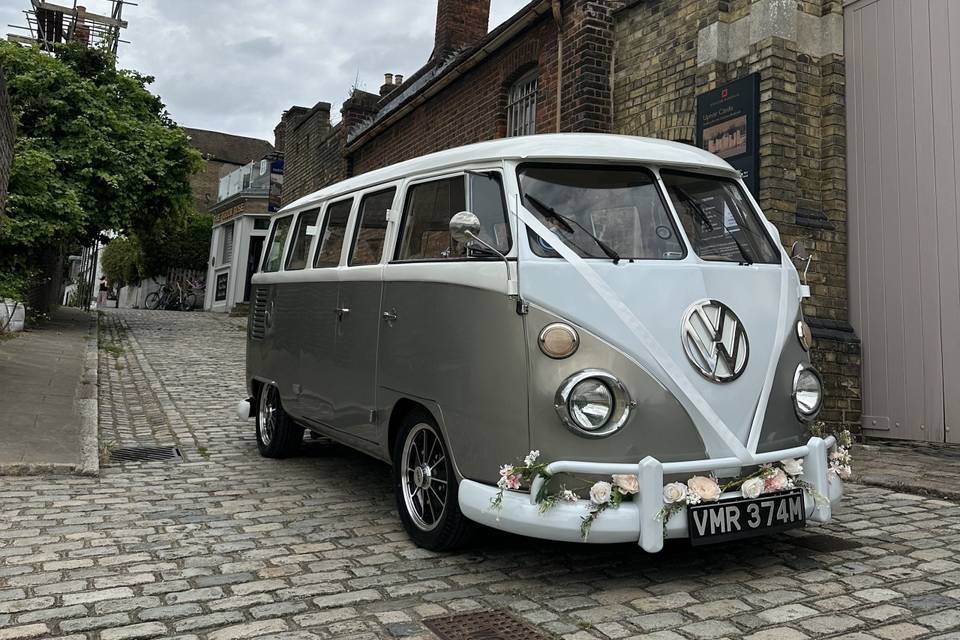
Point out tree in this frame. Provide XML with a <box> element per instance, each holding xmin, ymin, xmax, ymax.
<box><xmin>100</xmin><ymin>235</ymin><xmax>144</xmax><ymax>288</ymax></box>
<box><xmin>0</xmin><ymin>42</ymin><xmax>202</xmax><ymax>293</ymax></box>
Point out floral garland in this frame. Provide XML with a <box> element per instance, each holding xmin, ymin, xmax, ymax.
<box><xmin>489</xmin><ymin>428</ymin><xmax>853</xmax><ymax>540</ymax></box>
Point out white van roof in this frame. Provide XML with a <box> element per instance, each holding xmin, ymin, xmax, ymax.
<box><xmin>281</xmin><ymin>133</ymin><xmax>737</xmax><ymax>213</ymax></box>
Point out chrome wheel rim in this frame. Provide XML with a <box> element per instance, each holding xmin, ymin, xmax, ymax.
<box><xmin>400</xmin><ymin>423</ymin><xmax>448</xmax><ymax>531</ymax></box>
<box><xmin>258</xmin><ymin>386</ymin><xmax>278</xmax><ymax>446</ymax></box>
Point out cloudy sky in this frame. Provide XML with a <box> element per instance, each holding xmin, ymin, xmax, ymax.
<box><xmin>2</xmin><ymin>0</ymin><xmax>530</xmax><ymax>142</ymax></box>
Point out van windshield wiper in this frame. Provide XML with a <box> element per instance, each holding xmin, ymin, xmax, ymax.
<box><xmin>673</xmin><ymin>187</ymin><xmax>714</xmax><ymax>231</ymax></box>
<box><xmin>523</xmin><ymin>194</ymin><xmax>621</xmax><ymax>264</ymax></box>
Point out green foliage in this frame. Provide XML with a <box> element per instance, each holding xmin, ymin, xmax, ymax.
<box><xmin>138</xmin><ymin>210</ymin><xmax>212</xmax><ymax>276</ymax></box>
<box><xmin>0</xmin><ymin>270</ymin><xmax>31</xmax><ymax>301</ymax></box>
<box><xmin>100</xmin><ymin>235</ymin><xmax>144</xmax><ymax>287</ymax></box>
<box><xmin>0</xmin><ymin>42</ymin><xmax>202</xmax><ymax>279</ymax></box>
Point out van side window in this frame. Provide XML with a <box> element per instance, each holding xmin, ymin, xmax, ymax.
<box><xmin>262</xmin><ymin>215</ymin><xmax>293</xmax><ymax>272</ymax></box>
<box><xmin>313</xmin><ymin>198</ymin><xmax>352</xmax><ymax>268</ymax></box>
<box><xmin>469</xmin><ymin>172</ymin><xmax>511</xmax><ymax>253</ymax></box>
<box><xmin>349</xmin><ymin>188</ymin><xmax>396</xmax><ymax>266</ymax></box>
<box><xmin>284</xmin><ymin>209</ymin><xmax>320</xmax><ymax>270</ymax></box>
<box><xmin>397</xmin><ymin>176</ymin><xmax>473</xmax><ymax>260</ymax></box>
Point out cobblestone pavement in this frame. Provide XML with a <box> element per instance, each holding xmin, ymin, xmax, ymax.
<box><xmin>2</xmin><ymin>309</ymin><xmax>960</xmax><ymax>640</ymax></box>
<box><xmin>852</xmin><ymin>442</ymin><xmax>960</xmax><ymax>503</ymax></box>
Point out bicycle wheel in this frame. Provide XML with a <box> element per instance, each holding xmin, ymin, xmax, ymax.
<box><xmin>144</xmin><ymin>292</ymin><xmax>160</xmax><ymax>310</ymax></box>
<box><xmin>180</xmin><ymin>293</ymin><xmax>196</xmax><ymax>311</ymax></box>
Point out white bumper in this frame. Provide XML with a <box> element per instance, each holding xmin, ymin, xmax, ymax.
<box><xmin>459</xmin><ymin>435</ymin><xmax>844</xmax><ymax>552</ymax></box>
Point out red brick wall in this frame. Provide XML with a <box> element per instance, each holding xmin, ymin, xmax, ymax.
<box><xmin>432</xmin><ymin>0</ymin><xmax>491</xmax><ymax>61</ymax></box>
<box><xmin>348</xmin><ymin>0</ymin><xmax>622</xmax><ymax>176</ymax></box>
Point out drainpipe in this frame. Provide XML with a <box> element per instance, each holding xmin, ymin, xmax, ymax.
<box><xmin>553</xmin><ymin>0</ymin><xmax>562</xmax><ymax>132</ymax></box>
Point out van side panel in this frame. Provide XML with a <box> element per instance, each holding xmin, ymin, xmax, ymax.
<box><xmin>378</xmin><ymin>269</ymin><xmax>527</xmax><ymax>484</ymax></box>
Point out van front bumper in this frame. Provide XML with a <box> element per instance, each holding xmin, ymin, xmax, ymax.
<box><xmin>458</xmin><ymin>435</ymin><xmax>843</xmax><ymax>552</ymax></box>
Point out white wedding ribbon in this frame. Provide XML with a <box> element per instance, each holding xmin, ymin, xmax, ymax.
<box><xmin>514</xmin><ymin>202</ymin><xmax>789</xmax><ymax>463</ymax></box>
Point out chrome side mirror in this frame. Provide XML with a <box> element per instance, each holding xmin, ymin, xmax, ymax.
<box><xmin>449</xmin><ymin>211</ymin><xmax>481</xmax><ymax>243</ymax></box>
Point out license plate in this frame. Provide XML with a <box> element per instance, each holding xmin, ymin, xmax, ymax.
<box><xmin>687</xmin><ymin>489</ymin><xmax>805</xmax><ymax>546</ymax></box>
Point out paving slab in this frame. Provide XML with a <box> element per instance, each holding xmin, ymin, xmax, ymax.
<box><xmin>852</xmin><ymin>442</ymin><xmax>960</xmax><ymax>502</ymax></box>
<box><xmin>0</xmin><ymin>306</ymin><xmax>98</xmax><ymax>474</ymax></box>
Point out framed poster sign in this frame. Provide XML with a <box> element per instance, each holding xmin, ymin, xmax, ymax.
<box><xmin>696</xmin><ymin>73</ymin><xmax>761</xmax><ymax>197</ymax></box>
<box><xmin>215</xmin><ymin>272</ymin><xmax>229</xmax><ymax>302</ymax></box>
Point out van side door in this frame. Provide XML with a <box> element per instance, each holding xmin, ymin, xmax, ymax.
<box><xmin>328</xmin><ymin>187</ymin><xmax>397</xmax><ymax>442</ymax></box>
<box><xmin>297</xmin><ymin>198</ymin><xmax>352</xmax><ymax>427</ymax></box>
<box><xmin>379</xmin><ymin>171</ymin><xmax>527</xmax><ymax>480</ymax></box>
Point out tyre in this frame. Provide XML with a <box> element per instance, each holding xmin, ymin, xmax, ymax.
<box><xmin>144</xmin><ymin>292</ymin><xmax>160</xmax><ymax>310</ymax></box>
<box><xmin>392</xmin><ymin>409</ymin><xmax>474</xmax><ymax>551</ymax></box>
<box><xmin>180</xmin><ymin>293</ymin><xmax>196</xmax><ymax>311</ymax></box>
<box><xmin>256</xmin><ymin>384</ymin><xmax>303</xmax><ymax>458</ymax></box>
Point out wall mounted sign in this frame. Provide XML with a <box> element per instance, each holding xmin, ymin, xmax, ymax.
<box><xmin>215</xmin><ymin>272</ymin><xmax>228</xmax><ymax>302</ymax></box>
<box><xmin>696</xmin><ymin>73</ymin><xmax>761</xmax><ymax>197</ymax></box>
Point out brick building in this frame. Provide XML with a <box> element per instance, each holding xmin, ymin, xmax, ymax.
<box><xmin>281</xmin><ymin>0</ymin><xmax>624</xmax><ymax>207</ymax></box>
<box><xmin>0</xmin><ymin>68</ymin><xmax>13</xmax><ymax>216</ymax></box>
<box><xmin>183</xmin><ymin>127</ymin><xmax>275</xmax><ymax>213</ymax></box>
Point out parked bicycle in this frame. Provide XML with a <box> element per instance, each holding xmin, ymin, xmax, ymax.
<box><xmin>144</xmin><ymin>280</ymin><xmax>198</xmax><ymax>311</ymax></box>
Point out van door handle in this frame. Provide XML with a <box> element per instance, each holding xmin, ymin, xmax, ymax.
<box><xmin>336</xmin><ymin>307</ymin><xmax>350</xmax><ymax>320</ymax></box>
<box><xmin>382</xmin><ymin>310</ymin><xmax>398</xmax><ymax>322</ymax></box>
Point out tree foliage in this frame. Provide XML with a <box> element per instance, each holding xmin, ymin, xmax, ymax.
<box><xmin>0</xmin><ymin>42</ymin><xmax>202</xmax><ymax>278</ymax></box>
<box><xmin>100</xmin><ymin>235</ymin><xmax>143</xmax><ymax>288</ymax></box>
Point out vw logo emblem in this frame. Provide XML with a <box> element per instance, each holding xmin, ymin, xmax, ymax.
<box><xmin>681</xmin><ymin>299</ymin><xmax>749</xmax><ymax>383</ymax></box>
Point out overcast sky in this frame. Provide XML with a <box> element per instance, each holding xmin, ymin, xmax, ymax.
<box><xmin>2</xmin><ymin>0</ymin><xmax>530</xmax><ymax>142</ymax></box>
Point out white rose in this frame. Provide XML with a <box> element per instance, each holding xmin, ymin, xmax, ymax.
<box><xmin>589</xmin><ymin>481</ymin><xmax>612</xmax><ymax>505</ymax></box>
<box><xmin>662</xmin><ymin>482</ymin><xmax>687</xmax><ymax>504</ymax></box>
<box><xmin>612</xmin><ymin>474</ymin><xmax>639</xmax><ymax>495</ymax></box>
<box><xmin>687</xmin><ymin>475</ymin><xmax>721</xmax><ymax>502</ymax></box>
<box><xmin>781</xmin><ymin>458</ymin><xmax>804</xmax><ymax>477</ymax></box>
<box><xmin>740</xmin><ymin>477</ymin><xmax>764</xmax><ymax>499</ymax></box>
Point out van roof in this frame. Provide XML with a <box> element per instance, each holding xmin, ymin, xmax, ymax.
<box><xmin>281</xmin><ymin>133</ymin><xmax>736</xmax><ymax>212</ymax></box>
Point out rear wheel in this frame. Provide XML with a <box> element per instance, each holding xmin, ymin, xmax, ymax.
<box><xmin>256</xmin><ymin>384</ymin><xmax>303</xmax><ymax>458</ymax></box>
<box><xmin>393</xmin><ymin>409</ymin><xmax>474</xmax><ymax>550</ymax></box>
<box><xmin>144</xmin><ymin>292</ymin><xmax>160</xmax><ymax>310</ymax></box>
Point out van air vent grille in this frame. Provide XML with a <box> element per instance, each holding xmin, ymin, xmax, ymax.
<box><xmin>251</xmin><ymin>287</ymin><xmax>268</xmax><ymax>339</ymax></box>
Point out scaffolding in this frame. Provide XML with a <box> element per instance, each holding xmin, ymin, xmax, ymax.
<box><xmin>7</xmin><ymin>1</ymin><xmax>135</xmax><ymax>54</ymax></box>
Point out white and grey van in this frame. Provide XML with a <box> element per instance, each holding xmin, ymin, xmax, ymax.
<box><xmin>238</xmin><ymin>134</ymin><xmax>844</xmax><ymax>552</ymax></box>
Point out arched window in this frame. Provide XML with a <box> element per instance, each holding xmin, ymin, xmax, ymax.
<box><xmin>506</xmin><ymin>70</ymin><xmax>538</xmax><ymax>137</ymax></box>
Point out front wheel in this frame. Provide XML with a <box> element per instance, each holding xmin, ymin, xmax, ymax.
<box><xmin>256</xmin><ymin>384</ymin><xmax>303</xmax><ymax>458</ymax></box>
<box><xmin>144</xmin><ymin>292</ymin><xmax>160</xmax><ymax>310</ymax></box>
<box><xmin>393</xmin><ymin>410</ymin><xmax>474</xmax><ymax>550</ymax></box>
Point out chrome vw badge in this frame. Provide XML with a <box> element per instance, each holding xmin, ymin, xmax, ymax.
<box><xmin>681</xmin><ymin>299</ymin><xmax>749</xmax><ymax>383</ymax></box>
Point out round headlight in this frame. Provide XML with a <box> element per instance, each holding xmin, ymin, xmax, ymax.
<box><xmin>793</xmin><ymin>364</ymin><xmax>823</xmax><ymax>420</ymax></box>
<box><xmin>555</xmin><ymin>370</ymin><xmax>633</xmax><ymax>438</ymax></box>
<box><xmin>538</xmin><ymin>323</ymin><xmax>579</xmax><ymax>359</ymax></box>
<box><xmin>797</xmin><ymin>319</ymin><xmax>813</xmax><ymax>351</ymax></box>
<box><xmin>569</xmin><ymin>379</ymin><xmax>612</xmax><ymax>430</ymax></box>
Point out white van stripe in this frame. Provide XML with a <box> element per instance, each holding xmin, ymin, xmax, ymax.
<box><xmin>515</xmin><ymin>205</ymin><xmax>753</xmax><ymax>462</ymax></box>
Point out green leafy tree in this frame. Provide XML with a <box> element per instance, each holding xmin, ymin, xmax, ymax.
<box><xmin>100</xmin><ymin>235</ymin><xmax>144</xmax><ymax>288</ymax></box>
<box><xmin>138</xmin><ymin>210</ymin><xmax>212</xmax><ymax>276</ymax></box>
<box><xmin>0</xmin><ymin>42</ymin><xmax>202</xmax><ymax>281</ymax></box>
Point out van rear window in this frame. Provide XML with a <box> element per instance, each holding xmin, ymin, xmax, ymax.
<box><xmin>262</xmin><ymin>215</ymin><xmax>293</xmax><ymax>272</ymax></box>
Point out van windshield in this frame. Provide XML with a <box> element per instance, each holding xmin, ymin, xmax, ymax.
<box><xmin>517</xmin><ymin>165</ymin><xmax>685</xmax><ymax>260</ymax></box>
<box><xmin>661</xmin><ymin>170</ymin><xmax>780</xmax><ymax>264</ymax></box>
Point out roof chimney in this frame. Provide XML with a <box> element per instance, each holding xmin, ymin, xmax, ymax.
<box><xmin>431</xmin><ymin>0</ymin><xmax>490</xmax><ymax>63</ymax></box>
<box><xmin>394</xmin><ymin>74</ymin><xmax>403</xmax><ymax>85</ymax></box>
<box><xmin>380</xmin><ymin>73</ymin><xmax>395</xmax><ymax>97</ymax></box>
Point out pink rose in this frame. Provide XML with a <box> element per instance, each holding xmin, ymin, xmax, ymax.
<box><xmin>764</xmin><ymin>468</ymin><xmax>788</xmax><ymax>493</ymax></box>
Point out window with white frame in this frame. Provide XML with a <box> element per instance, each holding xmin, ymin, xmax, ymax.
<box><xmin>506</xmin><ymin>70</ymin><xmax>538</xmax><ymax>137</ymax></box>
<box><xmin>220</xmin><ymin>222</ymin><xmax>234</xmax><ymax>265</ymax></box>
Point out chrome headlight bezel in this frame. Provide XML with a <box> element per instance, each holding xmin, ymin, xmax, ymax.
<box><xmin>554</xmin><ymin>369</ymin><xmax>632</xmax><ymax>438</ymax></box>
<box><xmin>792</xmin><ymin>364</ymin><xmax>823</xmax><ymax>421</ymax></box>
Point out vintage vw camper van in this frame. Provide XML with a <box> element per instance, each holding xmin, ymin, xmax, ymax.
<box><xmin>238</xmin><ymin>134</ymin><xmax>844</xmax><ymax>552</ymax></box>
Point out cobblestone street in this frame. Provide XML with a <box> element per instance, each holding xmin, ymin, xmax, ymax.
<box><xmin>2</xmin><ymin>309</ymin><xmax>960</xmax><ymax>640</ymax></box>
